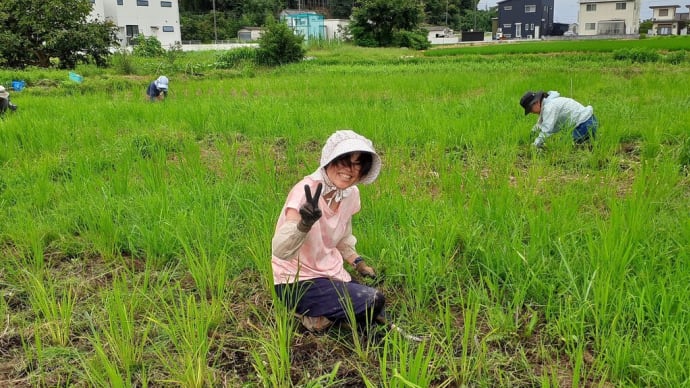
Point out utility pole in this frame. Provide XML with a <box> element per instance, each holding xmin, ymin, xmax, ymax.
<box><xmin>473</xmin><ymin>0</ymin><xmax>478</xmax><ymax>31</ymax></box>
<box><xmin>212</xmin><ymin>0</ymin><xmax>218</xmax><ymax>43</ymax></box>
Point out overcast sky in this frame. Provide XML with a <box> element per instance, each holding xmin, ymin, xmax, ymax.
<box><xmin>476</xmin><ymin>0</ymin><xmax>674</xmax><ymax>24</ymax></box>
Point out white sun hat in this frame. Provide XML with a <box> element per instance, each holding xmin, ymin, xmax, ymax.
<box><xmin>154</xmin><ymin>76</ymin><xmax>169</xmax><ymax>90</ymax></box>
<box><xmin>318</xmin><ymin>129</ymin><xmax>381</xmax><ymax>185</ymax></box>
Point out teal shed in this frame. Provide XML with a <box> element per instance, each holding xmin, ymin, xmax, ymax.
<box><xmin>280</xmin><ymin>9</ymin><xmax>325</xmax><ymax>40</ymax></box>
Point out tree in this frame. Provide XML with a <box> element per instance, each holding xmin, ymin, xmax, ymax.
<box><xmin>256</xmin><ymin>18</ymin><xmax>305</xmax><ymax>66</ymax></box>
<box><xmin>241</xmin><ymin>0</ymin><xmax>283</xmax><ymax>26</ymax></box>
<box><xmin>349</xmin><ymin>0</ymin><xmax>428</xmax><ymax>49</ymax></box>
<box><xmin>458</xmin><ymin>8</ymin><xmax>493</xmax><ymax>32</ymax></box>
<box><xmin>423</xmin><ymin>0</ymin><xmax>474</xmax><ymax>30</ymax></box>
<box><xmin>639</xmin><ymin>19</ymin><xmax>653</xmax><ymax>35</ymax></box>
<box><xmin>0</xmin><ymin>0</ymin><xmax>118</xmax><ymax>68</ymax></box>
<box><xmin>330</xmin><ymin>0</ymin><xmax>355</xmax><ymax>19</ymax></box>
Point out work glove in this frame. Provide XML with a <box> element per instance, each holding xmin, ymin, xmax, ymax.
<box><xmin>354</xmin><ymin>257</ymin><xmax>376</xmax><ymax>278</ymax></box>
<box><xmin>297</xmin><ymin>183</ymin><xmax>323</xmax><ymax>233</ymax></box>
<box><xmin>533</xmin><ymin>143</ymin><xmax>546</xmax><ymax>155</ymax></box>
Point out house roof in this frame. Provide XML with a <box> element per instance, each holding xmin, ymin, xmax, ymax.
<box><xmin>422</xmin><ymin>26</ymin><xmax>451</xmax><ymax>31</ymax></box>
<box><xmin>281</xmin><ymin>9</ymin><xmax>321</xmax><ymax>15</ymax></box>
<box><xmin>579</xmin><ymin>0</ymin><xmax>637</xmax><ymax>3</ymax></box>
<box><xmin>649</xmin><ymin>4</ymin><xmax>680</xmax><ymax>8</ymax></box>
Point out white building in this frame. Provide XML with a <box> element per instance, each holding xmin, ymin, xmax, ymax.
<box><xmin>578</xmin><ymin>0</ymin><xmax>640</xmax><ymax>36</ymax></box>
<box><xmin>89</xmin><ymin>0</ymin><xmax>181</xmax><ymax>49</ymax></box>
<box><xmin>423</xmin><ymin>26</ymin><xmax>460</xmax><ymax>44</ymax></box>
<box><xmin>324</xmin><ymin>19</ymin><xmax>350</xmax><ymax>40</ymax></box>
<box><xmin>649</xmin><ymin>5</ymin><xmax>689</xmax><ymax>35</ymax></box>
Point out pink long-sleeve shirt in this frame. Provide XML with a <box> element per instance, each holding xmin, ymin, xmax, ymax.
<box><xmin>271</xmin><ymin>176</ymin><xmax>360</xmax><ymax>285</ymax></box>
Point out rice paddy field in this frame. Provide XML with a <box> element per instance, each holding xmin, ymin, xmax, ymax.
<box><xmin>1</xmin><ymin>37</ymin><xmax>689</xmax><ymax>387</ymax></box>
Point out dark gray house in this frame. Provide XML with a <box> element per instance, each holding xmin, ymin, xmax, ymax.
<box><xmin>496</xmin><ymin>0</ymin><xmax>554</xmax><ymax>39</ymax></box>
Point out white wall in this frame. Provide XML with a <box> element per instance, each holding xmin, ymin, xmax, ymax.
<box><xmin>181</xmin><ymin>43</ymin><xmax>258</xmax><ymax>52</ymax></box>
<box><xmin>578</xmin><ymin>0</ymin><xmax>640</xmax><ymax>36</ymax></box>
<box><xmin>323</xmin><ymin>19</ymin><xmax>350</xmax><ymax>40</ymax></box>
<box><xmin>95</xmin><ymin>0</ymin><xmax>182</xmax><ymax>49</ymax></box>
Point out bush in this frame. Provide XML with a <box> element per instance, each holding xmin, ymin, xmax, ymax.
<box><xmin>256</xmin><ymin>20</ymin><xmax>305</xmax><ymax>66</ymax></box>
<box><xmin>392</xmin><ymin>30</ymin><xmax>431</xmax><ymax>50</ymax></box>
<box><xmin>664</xmin><ymin>50</ymin><xmax>687</xmax><ymax>65</ymax></box>
<box><xmin>111</xmin><ymin>49</ymin><xmax>137</xmax><ymax>75</ymax></box>
<box><xmin>215</xmin><ymin>47</ymin><xmax>258</xmax><ymax>69</ymax></box>
<box><xmin>132</xmin><ymin>35</ymin><xmax>166</xmax><ymax>57</ymax></box>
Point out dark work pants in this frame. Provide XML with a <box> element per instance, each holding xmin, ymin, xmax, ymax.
<box><xmin>275</xmin><ymin>277</ymin><xmax>385</xmax><ymax>326</ymax></box>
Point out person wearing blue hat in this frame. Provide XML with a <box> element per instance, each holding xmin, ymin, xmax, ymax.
<box><xmin>520</xmin><ymin>90</ymin><xmax>598</xmax><ymax>149</ymax></box>
<box><xmin>146</xmin><ymin>76</ymin><xmax>169</xmax><ymax>102</ymax></box>
<box><xmin>0</xmin><ymin>85</ymin><xmax>18</xmax><ymax>116</ymax></box>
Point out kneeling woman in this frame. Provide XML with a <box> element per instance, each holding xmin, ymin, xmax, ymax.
<box><xmin>271</xmin><ymin>130</ymin><xmax>384</xmax><ymax>332</ymax></box>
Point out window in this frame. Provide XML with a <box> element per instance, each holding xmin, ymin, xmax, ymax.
<box><xmin>599</xmin><ymin>21</ymin><xmax>625</xmax><ymax>34</ymax></box>
<box><xmin>117</xmin><ymin>0</ymin><xmax>123</xmax><ymax>4</ymax></box>
<box><xmin>503</xmin><ymin>24</ymin><xmax>512</xmax><ymax>28</ymax></box>
<box><xmin>616</xmin><ymin>3</ymin><xmax>626</xmax><ymax>10</ymax></box>
<box><xmin>525</xmin><ymin>5</ymin><xmax>536</xmax><ymax>13</ymax></box>
<box><xmin>162</xmin><ymin>26</ymin><xmax>174</xmax><ymax>32</ymax></box>
<box><xmin>585</xmin><ymin>23</ymin><xmax>596</xmax><ymax>30</ymax></box>
<box><xmin>126</xmin><ymin>25</ymin><xmax>139</xmax><ymax>45</ymax></box>
<box><xmin>137</xmin><ymin>0</ymin><xmax>149</xmax><ymax>6</ymax></box>
<box><xmin>586</xmin><ymin>4</ymin><xmax>596</xmax><ymax>12</ymax></box>
<box><xmin>659</xmin><ymin>9</ymin><xmax>669</xmax><ymax>17</ymax></box>
<box><xmin>161</xmin><ymin>1</ymin><xmax>172</xmax><ymax>7</ymax></box>
<box><xmin>658</xmin><ymin>24</ymin><xmax>672</xmax><ymax>34</ymax></box>
<box><xmin>503</xmin><ymin>6</ymin><xmax>512</xmax><ymax>11</ymax></box>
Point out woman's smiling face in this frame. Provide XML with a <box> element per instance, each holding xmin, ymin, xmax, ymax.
<box><xmin>326</xmin><ymin>152</ymin><xmax>364</xmax><ymax>189</ymax></box>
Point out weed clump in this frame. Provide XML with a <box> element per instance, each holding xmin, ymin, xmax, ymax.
<box><xmin>612</xmin><ymin>48</ymin><xmax>660</xmax><ymax>63</ymax></box>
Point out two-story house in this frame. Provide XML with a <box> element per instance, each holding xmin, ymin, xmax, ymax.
<box><xmin>496</xmin><ymin>0</ymin><xmax>554</xmax><ymax>39</ymax></box>
<box><xmin>577</xmin><ymin>0</ymin><xmax>640</xmax><ymax>36</ymax></box>
<box><xmin>649</xmin><ymin>5</ymin><xmax>689</xmax><ymax>35</ymax></box>
<box><xmin>89</xmin><ymin>0</ymin><xmax>181</xmax><ymax>48</ymax></box>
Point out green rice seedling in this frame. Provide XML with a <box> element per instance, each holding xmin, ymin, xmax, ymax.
<box><xmin>176</xmin><ymin>231</ymin><xmax>229</xmax><ymax>302</ymax></box>
<box><xmin>373</xmin><ymin>329</ymin><xmax>445</xmax><ymax>388</ymax></box>
<box><xmin>337</xmin><ymin>286</ymin><xmax>373</xmax><ymax>362</ymax></box>
<box><xmin>22</xmin><ymin>269</ymin><xmax>75</xmax><ymax>347</ymax></box>
<box><xmin>82</xmin><ymin>274</ymin><xmax>152</xmax><ymax>386</ymax></box>
<box><xmin>20</xmin><ymin>312</ymin><xmax>81</xmax><ymax>385</ymax></box>
<box><xmin>248</xmin><ymin>300</ymin><xmax>296</xmax><ymax>388</ymax></box>
<box><xmin>148</xmin><ymin>290</ymin><xmax>222</xmax><ymax>386</ymax></box>
<box><xmin>81</xmin><ymin>331</ymin><xmax>130</xmax><ymax>387</ymax></box>
<box><xmin>460</xmin><ymin>290</ymin><xmax>486</xmax><ymax>381</ymax></box>
<box><xmin>0</xmin><ymin>293</ymin><xmax>7</xmax><ymax>325</ymax></box>
<box><xmin>300</xmin><ymin>362</ymin><xmax>343</xmax><ymax>387</ymax></box>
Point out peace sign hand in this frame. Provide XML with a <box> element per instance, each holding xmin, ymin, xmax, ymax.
<box><xmin>297</xmin><ymin>183</ymin><xmax>323</xmax><ymax>232</ymax></box>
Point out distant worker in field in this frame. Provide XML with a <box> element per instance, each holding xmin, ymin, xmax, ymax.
<box><xmin>0</xmin><ymin>85</ymin><xmax>18</xmax><ymax>116</ymax></box>
<box><xmin>520</xmin><ymin>90</ymin><xmax>598</xmax><ymax>149</ymax></box>
<box><xmin>271</xmin><ymin>129</ymin><xmax>385</xmax><ymax>333</ymax></box>
<box><xmin>146</xmin><ymin>76</ymin><xmax>169</xmax><ymax>102</ymax></box>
